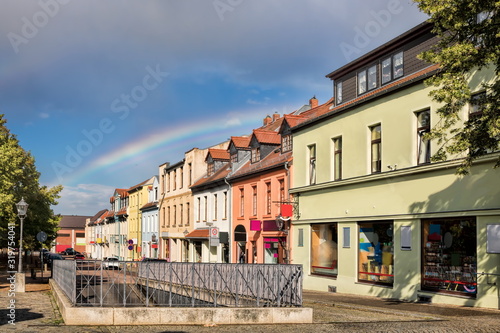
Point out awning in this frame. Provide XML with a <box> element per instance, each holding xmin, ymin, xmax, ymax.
<box><xmin>185</xmin><ymin>229</ymin><xmax>209</xmax><ymax>239</ymax></box>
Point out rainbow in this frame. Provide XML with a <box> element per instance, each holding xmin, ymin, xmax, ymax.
<box><xmin>55</xmin><ymin>110</ymin><xmax>266</xmax><ymax>186</ymax></box>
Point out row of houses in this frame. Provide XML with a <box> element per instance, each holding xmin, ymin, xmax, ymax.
<box><xmin>85</xmin><ymin>21</ymin><xmax>500</xmax><ymax>309</ymax></box>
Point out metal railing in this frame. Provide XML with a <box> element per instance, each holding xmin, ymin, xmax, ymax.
<box><xmin>52</xmin><ymin>260</ymin><xmax>303</xmax><ymax>308</ymax></box>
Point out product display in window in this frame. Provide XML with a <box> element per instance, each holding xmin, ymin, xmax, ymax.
<box><xmin>358</xmin><ymin>222</ymin><xmax>394</xmax><ymax>284</ymax></box>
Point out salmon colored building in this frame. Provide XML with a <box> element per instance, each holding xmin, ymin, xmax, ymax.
<box><xmin>228</xmin><ymin>115</ymin><xmax>293</xmax><ymax>264</ymax></box>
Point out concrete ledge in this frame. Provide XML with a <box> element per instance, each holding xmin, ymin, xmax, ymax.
<box><xmin>49</xmin><ymin>279</ymin><xmax>313</xmax><ymax>326</ymax></box>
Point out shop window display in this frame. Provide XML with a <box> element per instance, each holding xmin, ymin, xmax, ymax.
<box><xmin>422</xmin><ymin>218</ymin><xmax>477</xmax><ymax>296</ymax></box>
<box><xmin>311</xmin><ymin>224</ymin><xmax>338</xmax><ymax>276</ymax></box>
<box><xmin>358</xmin><ymin>221</ymin><xmax>394</xmax><ymax>285</ymax></box>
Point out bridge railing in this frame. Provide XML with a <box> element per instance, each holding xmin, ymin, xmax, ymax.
<box><xmin>52</xmin><ymin>260</ymin><xmax>303</xmax><ymax>308</ymax></box>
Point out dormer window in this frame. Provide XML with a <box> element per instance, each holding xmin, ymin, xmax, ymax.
<box><xmin>282</xmin><ymin>134</ymin><xmax>292</xmax><ymax>152</ymax></box>
<box><xmin>251</xmin><ymin>147</ymin><xmax>260</xmax><ymax>163</ymax></box>
<box><xmin>382</xmin><ymin>51</ymin><xmax>404</xmax><ymax>84</ymax></box>
<box><xmin>336</xmin><ymin>81</ymin><xmax>343</xmax><ymax>104</ymax></box>
<box><xmin>231</xmin><ymin>152</ymin><xmax>238</xmax><ymax>163</ymax></box>
<box><xmin>207</xmin><ymin>162</ymin><xmax>215</xmax><ymax>176</ymax></box>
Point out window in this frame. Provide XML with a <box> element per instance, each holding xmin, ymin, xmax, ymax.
<box><xmin>311</xmin><ymin>223</ymin><xmax>338</xmax><ymax>276</ymax></box>
<box><xmin>417</xmin><ymin>110</ymin><xmax>431</xmax><ymax>164</ymax></box>
<box><xmin>213</xmin><ymin>194</ymin><xmax>218</xmax><ymax>220</ymax></box>
<box><xmin>166</xmin><ymin>206</ymin><xmax>171</xmax><ymax>226</ymax></box>
<box><xmin>367</xmin><ymin>65</ymin><xmax>377</xmax><ymax>90</ymax></box>
<box><xmin>265</xmin><ymin>182</ymin><xmax>272</xmax><ymax>215</ymax></box>
<box><xmin>231</xmin><ymin>152</ymin><xmax>238</xmax><ymax>163</ymax></box>
<box><xmin>359</xmin><ymin>221</ymin><xmax>394</xmax><ymax>285</ymax></box>
<box><xmin>173</xmin><ymin>205</ymin><xmax>176</xmax><ymax>226</ymax></box>
<box><xmin>279</xmin><ymin>179</ymin><xmax>285</xmax><ymax>203</ymax></box>
<box><xmin>207</xmin><ymin>162</ymin><xmax>215</xmax><ymax>176</ymax></box>
<box><xmin>179</xmin><ymin>204</ymin><xmax>183</xmax><ymax>226</ymax></box>
<box><xmin>204</xmin><ymin>196</ymin><xmax>208</xmax><ymax>221</ymax></box>
<box><xmin>179</xmin><ymin>166</ymin><xmax>183</xmax><ymax>189</ymax></box>
<box><xmin>167</xmin><ymin>172</ymin><xmax>170</xmax><ymax>192</ymax></box>
<box><xmin>251</xmin><ymin>147</ymin><xmax>260</xmax><ymax>163</ymax></box>
<box><xmin>308</xmin><ymin>144</ymin><xmax>316</xmax><ymax>184</ymax></box>
<box><xmin>197</xmin><ymin>197</ymin><xmax>201</xmax><ymax>222</ymax></box>
<box><xmin>422</xmin><ymin>218</ymin><xmax>476</xmax><ymax>296</ymax></box>
<box><xmin>186</xmin><ymin>202</ymin><xmax>190</xmax><ymax>226</ymax></box>
<box><xmin>336</xmin><ymin>81</ymin><xmax>342</xmax><ymax>104</ymax></box>
<box><xmin>358</xmin><ymin>70</ymin><xmax>367</xmax><ymax>95</ymax></box>
<box><xmin>282</xmin><ymin>134</ymin><xmax>292</xmax><ymax>152</ymax></box>
<box><xmin>188</xmin><ymin>163</ymin><xmax>192</xmax><ymax>186</ymax></box>
<box><xmin>239</xmin><ymin>188</ymin><xmax>244</xmax><ymax>217</ymax></box>
<box><xmin>223</xmin><ymin>191</ymin><xmax>228</xmax><ymax>219</ymax></box>
<box><xmin>162</xmin><ymin>207</ymin><xmax>165</xmax><ymax>227</ymax></box>
<box><xmin>469</xmin><ymin>92</ymin><xmax>486</xmax><ymax>120</ymax></box>
<box><xmin>381</xmin><ymin>57</ymin><xmax>392</xmax><ymax>84</ymax></box>
<box><xmin>370</xmin><ymin>125</ymin><xmax>382</xmax><ymax>173</ymax></box>
<box><xmin>252</xmin><ymin>185</ymin><xmax>257</xmax><ymax>216</ymax></box>
<box><xmin>298</xmin><ymin>228</ymin><xmax>304</xmax><ymax>247</ymax></box>
<box><xmin>393</xmin><ymin>52</ymin><xmax>403</xmax><ymax>79</ymax></box>
<box><xmin>382</xmin><ymin>52</ymin><xmax>403</xmax><ymax>84</ymax></box>
<box><xmin>333</xmin><ymin>137</ymin><xmax>342</xmax><ymax>180</ymax></box>
<box><xmin>173</xmin><ymin>170</ymin><xmax>176</xmax><ymax>190</ymax></box>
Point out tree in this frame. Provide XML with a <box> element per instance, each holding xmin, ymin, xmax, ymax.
<box><xmin>0</xmin><ymin>114</ymin><xmax>63</xmax><ymax>249</ymax></box>
<box><xmin>414</xmin><ymin>0</ymin><xmax>499</xmax><ymax>174</ymax></box>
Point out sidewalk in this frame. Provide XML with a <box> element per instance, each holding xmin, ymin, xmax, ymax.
<box><xmin>1</xmin><ymin>270</ymin><xmax>499</xmax><ymax>332</ymax></box>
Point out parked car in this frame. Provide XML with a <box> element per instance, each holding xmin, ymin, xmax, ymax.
<box><xmin>141</xmin><ymin>258</ymin><xmax>166</xmax><ymax>262</ymax></box>
<box><xmin>102</xmin><ymin>257</ymin><xmax>120</xmax><ymax>269</ymax></box>
<box><xmin>62</xmin><ymin>248</ymin><xmax>77</xmax><ymax>255</ymax></box>
<box><xmin>74</xmin><ymin>253</ymin><xmax>85</xmax><ymax>260</ymax></box>
<box><xmin>47</xmin><ymin>253</ymin><xmax>65</xmax><ymax>266</ymax></box>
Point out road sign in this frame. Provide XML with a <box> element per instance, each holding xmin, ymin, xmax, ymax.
<box><xmin>209</xmin><ymin>227</ymin><xmax>219</xmax><ymax>247</ymax></box>
<box><xmin>36</xmin><ymin>231</ymin><xmax>47</xmax><ymax>242</ymax></box>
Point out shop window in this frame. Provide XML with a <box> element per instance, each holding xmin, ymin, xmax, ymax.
<box><xmin>422</xmin><ymin>218</ymin><xmax>477</xmax><ymax>296</ymax></box>
<box><xmin>311</xmin><ymin>223</ymin><xmax>338</xmax><ymax>277</ymax></box>
<box><xmin>358</xmin><ymin>221</ymin><xmax>394</xmax><ymax>285</ymax></box>
<box><xmin>264</xmin><ymin>237</ymin><xmax>284</xmax><ymax>264</ymax></box>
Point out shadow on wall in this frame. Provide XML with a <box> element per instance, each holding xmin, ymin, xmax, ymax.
<box><xmin>408</xmin><ymin>164</ymin><xmax>500</xmax><ymax>215</ymax></box>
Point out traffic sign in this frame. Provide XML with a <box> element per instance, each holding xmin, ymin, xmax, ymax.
<box><xmin>36</xmin><ymin>231</ymin><xmax>47</xmax><ymax>242</ymax></box>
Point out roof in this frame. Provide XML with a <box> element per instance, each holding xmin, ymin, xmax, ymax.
<box><xmin>185</xmin><ymin>229</ymin><xmax>209</xmax><ymax>239</ymax></box>
<box><xmin>207</xmin><ymin>148</ymin><xmax>230</xmax><ymax>161</ymax></box>
<box><xmin>191</xmin><ymin>163</ymin><xmax>231</xmax><ymax>190</ymax></box>
<box><xmin>59</xmin><ymin>215</ymin><xmax>92</xmax><ymax>229</ymax></box>
<box><xmin>116</xmin><ymin>207</ymin><xmax>128</xmax><ymax>216</ymax></box>
<box><xmin>293</xmin><ymin>65</ymin><xmax>440</xmax><ymax>131</ymax></box>
<box><xmin>140</xmin><ymin>201</ymin><xmax>158</xmax><ymax>211</ymax></box>
<box><xmin>128</xmin><ymin>178</ymin><xmax>152</xmax><ymax>192</ymax></box>
<box><xmin>90</xmin><ymin>209</ymin><xmax>107</xmax><ymax>223</ymax></box>
<box><xmin>251</xmin><ymin>129</ymin><xmax>281</xmax><ymax>145</ymax></box>
<box><xmin>230</xmin><ymin>136</ymin><xmax>251</xmax><ymax>149</ymax></box>
<box><xmin>229</xmin><ymin>150</ymin><xmax>292</xmax><ymax>180</ymax></box>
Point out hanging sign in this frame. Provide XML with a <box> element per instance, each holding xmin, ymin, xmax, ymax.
<box><xmin>209</xmin><ymin>227</ymin><xmax>220</xmax><ymax>247</ymax></box>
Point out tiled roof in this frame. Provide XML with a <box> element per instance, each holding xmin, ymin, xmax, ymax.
<box><xmin>208</xmin><ymin>148</ymin><xmax>230</xmax><ymax>161</ymax></box>
<box><xmin>293</xmin><ymin>65</ymin><xmax>440</xmax><ymax>130</ymax></box>
<box><xmin>252</xmin><ymin>129</ymin><xmax>281</xmax><ymax>145</ymax></box>
<box><xmin>229</xmin><ymin>150</ymin><xmax>292</xmax><ymax>180</ymax></box>
<box><xmin>90</xmin><ymin>209</ymin><xmax>108</xmax><ymax>223</ymax></box>
<box><xmin>140</xmin><ymin>201</ymin><xmax>158</xmax><ymax>210</ymax></box>
<box><xmin>105</xmin><ymin>211</ymin><xmax>115</xmax><ymax>219</ymax></box>
<box><xmin>230</xmin><ymin>136</ymin><xmax>251</xmax><ymax>149</ymax></box>
<box><xmin>191</xmin><ymin>163</ymin><xmax>231</xmax><ymax>189</ymax></box>
<box><xmin>116</xmin><ymin>207</ymin><xmax>128</xmax><ymax>216</ymax></box>
<box><xmin>59</xmin><ymin>215</ymin><xmax>92</xmax><ymax>229</ymax></box>
<box><xmin>185</xmin><ymin>229</ymin><xmax>209</xmax><ymax>239</ymax></box>
<box><xmin>259</xmin><ymin>116</ymin><xmax>284</xmax><ymax>132</ymax></box>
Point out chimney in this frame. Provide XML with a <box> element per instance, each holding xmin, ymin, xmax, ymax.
<box><xmin>263</xmin><ymin>115</ymin><xmax>272</xmax><ymax>126</ymax></box>
<box><xmin>272</xmin><ymin>112</ymin><xmax>280</xmax><ymax>122</ymax></box>
<box><xmin>310</xmin><ymin>96</ymin><xmax>318</xmax><ymax>108</ymax></box>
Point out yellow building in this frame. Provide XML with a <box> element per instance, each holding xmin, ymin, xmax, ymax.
<box><xmin>127</xmin><ymin>176</ymin><xmax>155</xmax><ymax>260</ymax></box>
<box><xmin>290</xmin><ymin>22</ymin><xmax>500</xmax><ymax>309</ymax></box>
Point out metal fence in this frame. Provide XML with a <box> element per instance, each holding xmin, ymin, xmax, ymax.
<box><xmin>52</xmin><ymin>260</ymin><xmax>303</xmax><ymax>308</ymax></box>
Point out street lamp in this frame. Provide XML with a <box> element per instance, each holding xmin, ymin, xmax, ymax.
<box><xmin>16</xmin><ymin>197</ymin><xmax>28</xmax><ymax>273</ymax></box>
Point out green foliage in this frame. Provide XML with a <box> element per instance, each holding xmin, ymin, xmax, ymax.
<box><xmin>0</xmin><ymin>115</ymin><xmax>63</xmax><ymax>249</ymax></box>
<box><xmin>414</xmin><ymin>0</ymin><xmax>500</xmax><ymax>174</ymax></box>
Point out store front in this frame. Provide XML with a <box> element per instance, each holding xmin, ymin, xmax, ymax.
<box><xmin>422</xmin><ymin>217</ymin><xmax>477</xmax><ymax>296</ymax></box>
<box><xmin>311</xmin><ymin>223</ymin><xmax>338</xmax><ymax>276</ymax></box>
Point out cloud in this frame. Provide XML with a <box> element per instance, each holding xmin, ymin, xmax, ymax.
<box><xmin>54</xmin><ymin>184</ymin><xmax>115</xmax><ymax>215</ymax></box>
<box><xmin>39</xmin><ymin>112</ymin><xmax>49</xmax><ymax>119</ymax></box>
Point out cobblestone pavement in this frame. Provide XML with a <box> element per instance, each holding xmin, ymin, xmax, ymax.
<box><xmin>1</xmin><ymin>271</ymin><xmax>499</xmax><ymax>332</ymax></box>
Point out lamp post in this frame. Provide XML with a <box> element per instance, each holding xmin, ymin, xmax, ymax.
<box><xmin>16</xmin><ymin>197</ymin><xmax>28</xmax><ymax>273</ymax></box>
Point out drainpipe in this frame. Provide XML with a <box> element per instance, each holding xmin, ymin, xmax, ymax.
<box><xmin>224</xmin><ymin>177</ymin><xmax>232</xmax><ymax>263</ymax></box>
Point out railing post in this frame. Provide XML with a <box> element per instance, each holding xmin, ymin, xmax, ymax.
<box><xmin>123</xmin><ymin>261</ymin><xmax>126</xmax><ymax>307</ymax></box>
<box><xmin>191</xmin><ymin>263</ymin><xmax>195</xmax><ymax>307</ymax></box>
<box><xmin>100</xmin><ymin>260</ymin><xmax>103</xmax><ymax>307</ymax></box>
<box><xmin>146</xmin><ymin>262</ymin><xmax>150</xmax><ymax>307</ymax></box>
<box><xmin>72</xmin><ymin>260</ymin><xmax>77</xmax><ymax>305</ymax></box>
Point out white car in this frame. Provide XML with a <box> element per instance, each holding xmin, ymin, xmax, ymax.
<box><xmin>102</xmin><ymin>257</ymin><xmax>120</xmax><ymax>269</ymax></box>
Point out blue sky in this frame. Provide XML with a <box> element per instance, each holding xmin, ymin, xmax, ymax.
<box><xmin>1</xmin><ymin>0</ymin><xmax>428</xmax><ymax>215</ymax></box>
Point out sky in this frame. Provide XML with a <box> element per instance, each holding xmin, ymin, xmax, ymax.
<box><xmin>1</xmin><ymin>0</ymin><xmax>428</xmax><ymax>216</ymax></box>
